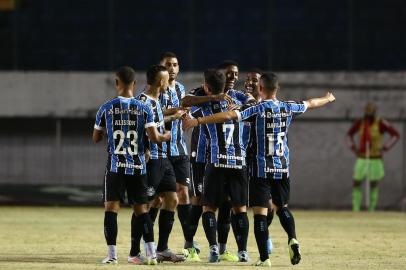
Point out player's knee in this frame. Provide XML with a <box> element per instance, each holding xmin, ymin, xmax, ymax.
<box><xmin>162</xmin><ymin>192</ymin><xmax>178</xmax><ymax>210</ymax></box>
<box><xmin>104</xmin><ymin>201</ymin><xmax>120</xmax><ymax>212</ymax></box>
<box><xmin>191</xmin><ymin>195</ymin><xmax>201</xmax><ymax>205</ymax></box>
<box><xmin>232</xmin><ymin>205</ymin><xmax>246</xmax><ymax>213</ymax></box>
<box><xmin>176</xmin><ymin>185</ymin><xmax>189</xmax><ymax>204</ymax></box>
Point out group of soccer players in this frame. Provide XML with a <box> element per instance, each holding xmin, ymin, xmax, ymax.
<box><xmin>93</xmin><ymin>52</ymin><xmax>336</xmax><ymax>267</ymax></box>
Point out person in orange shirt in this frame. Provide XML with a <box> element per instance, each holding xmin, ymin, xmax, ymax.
<box><xmin>347</xmin><ymin>102</ymin><xmax>400</xmax><ymax>211</ymax></box>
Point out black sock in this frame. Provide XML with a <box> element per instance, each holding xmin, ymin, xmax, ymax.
<box><xmin>130</xmin><ymin>213</ymin><xmax>141</xmax><ymax>256</ymax></box>
<box><xmin>185</xmin><ymin>205</ymin><xmax>203</xmax><ymax>246</ymax></box>
<box><xmin>217</xmin><ymin>201</ymin><xmax>231</xmax><ymax>245</ymax></box>
<box><xmin>254</xmin><ymin>214</ymin><xmax>269</xmax><ymax>262</ymax></box>
<box><xmin>276</xmin><ymin>207</ymin><xmax>297</xmax><ymax>242</ymax></box>
<box><xmin>232</xmin><ymin>212</ymin><xmax>249</xmax><ymax>252</ymax></box>
<box><xmin>267</xmin><ymin>209</ymin><xmax>274</xmax><ymax>228</ymax></box>
<box><xmin>177</xmin><ymin>204</ymin><xmax>191</xmax><ymax>241</ymax></box>
<box><xmin>138</xmin><ymin>212</ymin><xmax>154</xmax><ymax>243</ymax></box>
<box><xmin>157</xmin><ymin>209</ymin><xmax>175</xmax><ymax>252</ymax></box>
<box><xmin>104</xmin><ymin>211</ymin><xmax>117</xmax><ymax>245</ymax></box>
<box><xmin>149</xmin><ymin>207</ymin><xmax>160</xmax><ymax>224</ymax></box>
<box><xmin>202</xmin><ymin>211</ymin><xmax>217</xmax><ymax>246</ymax></box>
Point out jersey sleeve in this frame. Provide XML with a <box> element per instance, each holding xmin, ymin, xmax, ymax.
<box><xmin>190</xmin><ymin>106</ymin><xmax>203</xmax><ymax>119</ymax></box>
<box><xmin>235</xmin><ymin>103</ymin><xmax>259</xmax><ymax>123</ymax></box>
<box><xmin>94</xmin><ymin>105</ymin><xmax>106</xmax><ymax>130</ymax></box>
<box><xmin>379</xmin><ymin>119</ymin><xmax>400</xmax><ymax>137</ymax></box>
<box><xmin>286</xmin><ymin>101</ymin><xmax>308</xmax><ymax>115</ymax></box>
<box><xmin>143</xmin><ymin>105</ymin><xmax>157</xmax><ymax>128</ymax></box>
<box><xmin>235</xmin><ymin>91</ymin><xmax>254</xmax><ymax>104</ymax></box>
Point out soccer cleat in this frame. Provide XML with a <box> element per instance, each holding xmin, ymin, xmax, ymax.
<box><xmin>185</xmin><ymin>247</ymin><xmax>202</xmax><ymax>262</ymax></box>
<box><xmin>254</xmin><ymin>258</ymin><xmax>272</xmax><ymax>267</ymax></box>
<box><xmin>288</xmin><ymin>238</ymin><xmax>301</xmax><ymax>265</ymax></box>
<box><xmin>267</xmin><ymin>237</ymin><xmax>273</xmax><ymax>254</ymax></box>
<box><xmin>101</xmin><ymin>256</ymin><xmax>118</xmax><ymax>264</ymax></box>
<box><xmin>156</xmin><ymin>249</ymin><xmax>185</xmax><ymax>263</ymax></box>
<box><xmin>219</xmin><ymin>250</ymin><xmax>239</xmax><ymax>262</ymax></box>
<box><xmin>208</xmin><ymin>245</ymin><xmax>220</xmax><ymax>263</ymax></box>
<box><xmin>238</xmin><ymin>250</ymin><xmax>250</xmax><ymax>262</ymax></box>
<box><xmin>127</xmin><ymin>254</ymin><xmax>147</xmax><ymax>265</ymax></box>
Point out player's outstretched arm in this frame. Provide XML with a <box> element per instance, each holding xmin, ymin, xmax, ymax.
<box><xmin>92</xmin><ymin>129</ymin><xmax>104</xmax><ymax>143</ymax></box>
<box><xmin>183</xmin><ymin>111</ymin><xmax>238</xmax><ymax>130</ymax></box>
<box><xmin>181</xmin><ymin>93</ymin><xmax>233</xmax><ymax>107</ymax></box>
<box><xmin>146</xmin><ymin>127</ymin><xmax>171</xmax><ymax>143</ymax></box>
<box><xmin>164</xmin><ymin>108</ymin><xmax>187</xmax><ymax>123</ymax></box>
<box><xmin>305</xmin><ymin>92</ymin><xmax>336</xmax><ymax>109</ymax></box>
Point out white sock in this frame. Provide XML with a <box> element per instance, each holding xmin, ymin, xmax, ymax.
<box><xmin>145</xmin><ymin>242</ymin><xmax>157</xmax><ymax>258</ymax></box>
<box><xmin>108</xmin><ymin>245</ymin><xmax>117</xmax><ymax>259</ymax></box>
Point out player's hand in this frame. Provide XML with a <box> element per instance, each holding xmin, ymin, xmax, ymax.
<box><xmin>163</xmin><ymin>130</ymin><xmax>171</xmax><ymax>141</ymax></box>
<box><xmin>174</xmin><ymin>109</ymin><xmax>187</xmax><ymax>120</ymax></box>
<box><xmin>227</xmin><ymin>103</ymin><xmax>240</xmax><ymax>111</ymax></box>
<box><xmin>182</xmin><ymin>117</ymin><xmax>198</xmax><ymax>131</ymax></box>
<box><xmin>213</xmin><ymin>93</ymin><xmax>233</xmax><ymax>104</ymax></box>
<box><xmin>326</xmin><ymin>92</ymin><xmax>336</xmax><ymax>102</ymax></box>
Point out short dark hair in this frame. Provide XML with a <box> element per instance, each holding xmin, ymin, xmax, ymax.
<box><xmin>116</xmin><ymin>66</ymin><xmax>136</xmax><ymax>85</ymax></box>
<box><xmin>260</xmin><ymin>73</ymin><xmax>279</xmax><ymax>92</ymax></box>
<box><xmin>146</xmin><ymin>65</ymin><xmax>167</xmax><ymax>85</ymax></box>
<box><xmin>217</xmin><ymin>60</ymin><xmax>238</xmax><ymax>69</ymax></box>
<box><xmin>160</xmin><ymin>51</ymin><xmax>177</xmax><ymax>62</ymax></box>
<box><xmin>204</xmin><ymin>69</ymin><xmax>226</xmax><ymax>94</ymax></box>
<box><xmin>247</xmin><ymin>68</ymin><xmax>263</xmax><ymax>75</ymax></box>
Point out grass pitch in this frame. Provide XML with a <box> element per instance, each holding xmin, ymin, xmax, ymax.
<box><xmin>0</xmin><ymin>207</ymin><xmax>405</xmax><ymax>270</ymax></box>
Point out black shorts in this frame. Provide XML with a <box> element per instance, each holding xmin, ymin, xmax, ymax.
<box><xmin>168</xmin><ymin>155</ymin><xmax>191</xmax><ymax>187</ymax></box>
<box><xmin>146</xmin><ymin>158</ymin><xmax>177</xmax><ymax>200</ymax></box>
<box><xmin>190</xmin><ymin>161</ymin><xmax>205</xmax><ymax>197</ymax></box>
<box><xmin>202</xmin><ymin>164</ymin><xmax>247</xmax><ymax>208</ymax></box>
<box><xmin>249</xmin><ymin>174</ymin><xmax>290</xmax><ymax>208</ymax></box>
<box><xmin>102</xmin><ymin>170</ymin><xmax>148</xmax><ymax>205</ymax></box>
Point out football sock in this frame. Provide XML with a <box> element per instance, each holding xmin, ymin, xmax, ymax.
<box><xmin>130</xmin><ymin>213</ymin><xmax>141</xmax><ymax>256</ymax></box>
<box><xmin>352</xmin><ymin>187</ymin><xmax>362</xmax><ymax>211</ymax></box>
<box><xmin>138</xmin><ymin>212</ymin><xmax>154</xmax><ymax>243</ymax></box>
<box><xmin>104</xmin><ymin>211</ymin><xmax>117</xmax><ymax>246</ymax></box>
<box><xmin>232</xmin><ymin>212</ymin><xmax>249</xmax><ymax>252</ymax></box>
<box><xmin>202</xmin><ymin>211</ymin><xmax>218</xmax><ymax>246</ymax></box>
<box><xmin>369</xmin><ymin>187</ymin><xmax>379</xmax><ymax>212</ymax></box>
<box><xmin>276</xmin><ymin>207</ymin><xmax>297</xmax><ymax>242</ymax></box>
<box><xmin>185</xmin><ymin>205</ymin><xmax>202</xmax><ymax>248</ymax></box>
<box><xmin>149</xmin><ymin>207</ymin><xmax>160</xmax><ymax>224</ymax></box>
<box><xmin>217</xmin><ymin>201</ymin><xmax>231</xmax><ymax>252</ymax></box>
<box><xmin>254</xmin><ymin>214</ymin><xmax>269</xmax><ymax>262</ymax></box>
<box><xmin>157</xmin><ymin>209</ymin><xmax>175</xmax><ymax>252</ymax></box>
<box><xmin>177</xmin><ymin>204</ymin><xmax>191</xmax><ymax>241</ymax></box>
<box><xmin>107</xmin><ymin>245</ymin><xmax>117</xmax><ymax>259</ymax></box>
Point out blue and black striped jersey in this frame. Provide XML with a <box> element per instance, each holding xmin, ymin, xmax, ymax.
<box><xmin>94</xmin><ymin>96</ymin><xmax>156</xmax><ymax>175</ymax></box>
<box><xmin>235</xmin><ymin>99</ymin><xmax>308</xmax><ymax>179</ymax></box>
<box><xmin>159</xmin><ymin>81</ymin><xmax>188</xmax><ymax>156</ymax></box>
<box><xmin>192</xmin><ymin>99</ymin><xmax>246</xmax><ymax>169</ymax></box>
<box><xmin>188</xmin><ymin>87</ymin><xmax>207</xmax><ymax>163</ymax></box>
<box><xmin>137</xmin><ymin>93</ymin><xmax>167</xmax><ymax>159</ymax></box>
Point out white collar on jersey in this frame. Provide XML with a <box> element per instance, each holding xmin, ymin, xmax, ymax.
<box><xmin>118</xmin><ymin>96</ymin><xmax>133</xmax><ymax>99</ymax></box>
<box><xmin>263</xmin><ymin>98</ymin><xmax>279</xmax><ymax>103</ymax></box>
<box><xmin>142</xmin><ymin>93</ymin><xmax>159</xmax><ymax>101</ymax></box>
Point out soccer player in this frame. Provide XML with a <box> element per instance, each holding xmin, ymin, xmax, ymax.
<box><xmin>158</xmin><ymin>52</ymin><xmax>193</xmax><ymax>251</ymax></box>
<box><xmin>130</xmin><ymin>65</ymin><xmax>185</xmax><ymax>263</ymax></box>
<box><xmin>347</xmin><ymin>102</ymin><xmax>400</xmax><ymax>212</ymax></box>
<box><xmin>93</xmin><ymin>66</ymin><xmax>170</xmax><ymax>265</ymax></box>
<box><xmin>183</xmin><ymin>72</ymin><xmax>336</xmax><ymax>267</ymax></box>
<box><xmin>244</xmin><ymin>69</ymin><xmax>273</xmax><ymax>255</ymax></box>
<box><xmin>188</xmin><ymin>69</ymin><xmax>250</xmax><ymax>263</ymax></box>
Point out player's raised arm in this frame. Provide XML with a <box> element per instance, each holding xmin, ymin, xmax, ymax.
<box><xmin>305</xmin><ymin>92</ymin><xmax>336</xmax><ymax>109</ymax></box>
<box><xmin>146</xmin><ymin>126</ymin><xmax>171</xmax><ymax>143</ymax></box>
<box><xmin>183</xmin><ymin>111</ymin><xmax>238</xmax><ymax>130</ymax></box>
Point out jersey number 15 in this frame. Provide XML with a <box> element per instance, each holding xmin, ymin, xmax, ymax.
<box><xmin>266</xmin><ymin>132</ymin><xmax>285</xmax><ymax>157</ymax></box>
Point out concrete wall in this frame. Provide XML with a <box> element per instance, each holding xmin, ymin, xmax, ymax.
<box><xmin>0</xmin><ymin>71</ymin><xmax>405</xmax><ymax>209</ymax></box>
